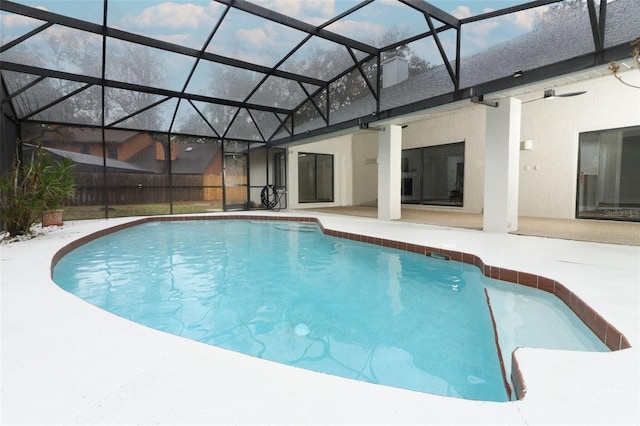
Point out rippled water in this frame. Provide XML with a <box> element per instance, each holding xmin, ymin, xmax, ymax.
<box><xmin>53</xmin><ymin>220</ymin><xmax>509</xmax><ymax>401</ymax></box>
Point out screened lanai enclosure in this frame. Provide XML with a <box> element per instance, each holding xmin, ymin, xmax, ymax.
<box><xmin>1</xmin><ymin>0</ymin><xmax>637</xmax><ymax>218</ymax></box>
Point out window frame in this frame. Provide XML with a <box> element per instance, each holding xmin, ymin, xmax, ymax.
<box><xmin>297</xmin><ymin>152</ymin><xmax>334</xmax><ymax>203</ymax></box>
<box><xmin>401</xmin><ymin>141</ymin><xmax>465</xmax><ymax>207</ymax></box>
<box><xmin>576</xmin><ymin>125</ymin><xmax>640</xmax><ymax>222</ymax></box>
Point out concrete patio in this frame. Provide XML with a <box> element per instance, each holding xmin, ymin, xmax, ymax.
<box><xmin>1</xmin><ymin>212</ymin><xmax>638</xmax><ymax>424</ymax></box>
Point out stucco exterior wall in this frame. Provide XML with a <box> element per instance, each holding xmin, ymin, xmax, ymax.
<box><xmin>287</xmin><ymin>135</ymin><xmax>353</xmax><ymax>209</ymax></box>
<box><xmin>276</xmin><ymin>70</ymin><xmax>639</xmax><ymax>220</ymax></box>
<box><xmin>401</xmin><ymin>107</ymin><xmax>487</xmax><ymax>213</ymax></box>
<box><xmin>249</xmin><ymin>148</ymin><xmax>267</xmax><ymax>188</ymax></box>
<box><xmin>519</xmin><ymin>71</ymin><xmax>640</xmax><ymax>218</ymax></box>
<box><xmin>350</xmin><ymin>107</ymin><xmax>487</xmax><ymax>212</ymax></box>
<box><xmin>351</xmin><ymin>132</ymin><xmax>379</xmax><ymax>206</ymax></box>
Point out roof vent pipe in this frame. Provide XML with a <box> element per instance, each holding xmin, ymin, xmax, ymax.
<box><xmin>382</xmin><ymin>56</ymin><xmax>409</xmax><ymax>89</ymax></box>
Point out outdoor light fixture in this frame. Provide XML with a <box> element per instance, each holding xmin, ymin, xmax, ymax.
<box><xmin>469</xmin><ymin>86</ymin><xmax>499</xmax><ymax>107</ymax></box>
<box><xmin>359</xmin><ymin>123</ymin><xmax>385</xmax><ymax>131</ymax></box>
<box><xmin>513</xmin><ymin>70</ymin><xmax>523</xmax><ymax>78</ymax></box>
<box><xmin>470</xmin><ymin>95</ymin><xmax>499</xmax><ymax>108</ymax></box>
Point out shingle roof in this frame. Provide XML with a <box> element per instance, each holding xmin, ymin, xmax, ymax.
<box><xmin>2</xmin><ymin>0</ymin><xmax>637</xmax><ymax>144</ymax></box>
<box><xmin>285</xmin><ymin>0</ymin><xmax>639</xmax><ymax>136</ymax></box>
<box><xmin>35</xmin><ymin>145</ymin><xmax>152</xmax><ymax>172</ymax></box>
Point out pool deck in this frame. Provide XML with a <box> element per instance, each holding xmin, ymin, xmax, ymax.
<box><xmin>1</xmin><ymin>211</ymin><xmax>638</xmax><ymax>425</ymax></box>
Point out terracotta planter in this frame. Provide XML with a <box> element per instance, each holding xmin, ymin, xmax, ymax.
<box><xmin>42</xmin><ymin>209</ymin><xmax>64</xmax><ymax>227</ymax></box>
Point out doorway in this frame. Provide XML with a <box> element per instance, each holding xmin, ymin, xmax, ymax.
<box><xmin>577</xmin><ymin>126</ymin><xmax>640</xmax><ymax>221</ymax></box>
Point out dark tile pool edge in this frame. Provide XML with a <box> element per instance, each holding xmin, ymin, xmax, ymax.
<box><xmin>326</xmin><ymin>228</ymin><xmax>631</xmax><ymax>352</ymax></box>
<box><xmin>50</xmin><ymin>214</ymin><xmax>632</xmax><ymax>401</ymax></box>
<box><xmin>483</xmin><ymin>288</ymin><xmax>513</xmax><ymax>400</ymax></box>
<box><xmin>49</xmin><ymin>215</ymin><xmax>319</xmax><ymax>277</ymax></box>
<box><xmin>50</xmin><ymin>217</ymin><xmax>156</xmax><ymax>272</ymax></box>
<box><xmin>511</xmin><ymin>351</ymin><xmax>527</xmax><ymax>400</ymax></box>
<box><xmin>324</xmin><ymin>223</ymin><xmax>632</xmax><ymax>401</ymax></box>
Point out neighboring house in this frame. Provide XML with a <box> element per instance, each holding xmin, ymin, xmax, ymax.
<box><xmin>2</xmin><ymin>1</ymin><xmax>637</xmax><ymax>220</ymax></box>
<box><xmin>129</xmin><ymin>140</ymin><xmax>224</xmax><ymax>203</ymax></box>
<box><xmin>37</xmin><ymin>127</ymin><xmax>224</xmax><ymax>205</ymax></box>
<box><xmin>41</xmin><ymin>145</ymin><xmax>151</xmax><ymax>174</ymax></box>
<box><xmin>37</xmin><ymin>127</ymin><xmax>155</xmax><ymax>162</ymax></box>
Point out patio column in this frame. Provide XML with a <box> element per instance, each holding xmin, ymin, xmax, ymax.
<box><xmin>483</xmin><ymin>97</ymin><xmax>521</xmax><ymax>233</ymax></box>
<box><xmin>378</xmin><ymin>124</ymin><xmax>402</xmax><ymax>220</ymax></box>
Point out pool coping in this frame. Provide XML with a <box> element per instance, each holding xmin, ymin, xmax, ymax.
<box><xmin>4</xmin><ymin>211</ymin><xmax>638</xmax><ymax>424</ymax></box>
<box><xmin>49</xmin><ymin>213</ymin><xmax>632</xmax><ymax>403</ymax></box>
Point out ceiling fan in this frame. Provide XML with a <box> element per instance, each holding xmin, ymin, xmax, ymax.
<box><xmin>523</xmin><ymin>89</ymin><xmax>587</xmax><ymax>103</ymax></box>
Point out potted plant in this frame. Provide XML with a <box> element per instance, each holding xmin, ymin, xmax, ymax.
<box><xmin>39</xmin><ymin>148</ymin><xmax>76</xmax><ymax>227</ymax></box>
<box><xmin>0</xmin><ymin>143</ymin><xmax>75</xmax><ymax>238</ymax></box>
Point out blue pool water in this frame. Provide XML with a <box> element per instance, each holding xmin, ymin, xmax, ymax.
<box><xmin>51</xmin><ymin>220</ymin><xmax>605</xmax><ymax>401</ymax></box>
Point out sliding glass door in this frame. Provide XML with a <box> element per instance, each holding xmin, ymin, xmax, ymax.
<box><xmin>401</xmin><ymin>142</ymin><xmax>464</xmax><ymax>207</ymax></box>
<box><xmin>577</xmin><ymin>126</ymin><xmax>640</xmax><ymax>221</ymax></box>
<box><xmin>298</xmin><ymin>152</ymin><xmax>334</xmax><ymax>203</ymax></box>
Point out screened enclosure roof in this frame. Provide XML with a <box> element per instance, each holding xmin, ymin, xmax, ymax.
<box><xmin>1</xmin><ymin>0</ymin><xmax>638</xmax><ymax>146</ymax></box>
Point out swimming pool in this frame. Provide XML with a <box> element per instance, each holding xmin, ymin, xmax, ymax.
<box><xmin>52</xmin><ymin>218</ymin><xmax>608</xmax><ymax>402</ymax></box>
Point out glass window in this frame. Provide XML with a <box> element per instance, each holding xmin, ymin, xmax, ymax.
<box><xmin>401</xmin><ymin>142</ymin><xmax>464</xmax><ymax>207</ymax></box>
<box><xmin>577</xmin><ymin>126</ymin><xmax>640</xmax><ymax>221</ymax></box>
<box><xmin>298</xmin><ymin>152</ymin><xmax>333</xmax><ymax>203</ymax></box>
<box><xmin>107</xmin><ymin>146</ymin><xmax>118</xmax><ymax>159</ymax></box>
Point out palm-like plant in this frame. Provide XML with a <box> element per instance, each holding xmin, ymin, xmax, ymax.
<box><xmin>0</xmin><ymin>144</ymin><xmax>75</xmax><ymax>237</ymax></box>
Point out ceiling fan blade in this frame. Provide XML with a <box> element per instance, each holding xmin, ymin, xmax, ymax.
<box><xmin>522</xmin><ymin>97</ymin><xmax>543</xmax><ymax>104</ymax></box>
<box><xmin>523</xmin><ymin>89</ymin><xmax>587</xmax><ymax>104</ymax></box>
<box><xmin>544</xmin><ymin>89</ymin><xmax>587</xmax><ymax>99</ymax></box>
<box><xmin>556</xmin><ymin>91</ymin><xmax>587</xmax><ymax>97</ymax></box>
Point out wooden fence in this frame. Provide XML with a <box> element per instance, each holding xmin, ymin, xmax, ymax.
<box><xmin>68</xmin><ymin>172</ymin><xmax>247</xmax><ymax>206</ymax></box>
